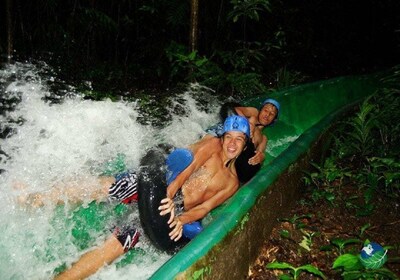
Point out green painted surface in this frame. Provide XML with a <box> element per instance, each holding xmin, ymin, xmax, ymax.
<box><xmin>149</xmin><ymin>73</ymin><xmax>384</xmax><ymax>279</ymax></box>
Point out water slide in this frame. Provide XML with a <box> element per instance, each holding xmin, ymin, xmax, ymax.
<box><xmin>149</xmin><ymin>73</ymin><xmax>384</xmax><ymax>279</ymax></box>
<box><xmin>0</xmin><ymin>63</ymin><xmax>386</xmax><ymax>279</ymax></box>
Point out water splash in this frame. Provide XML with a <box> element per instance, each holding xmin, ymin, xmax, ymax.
<box><xmin>266</xmin><ymin>135</ymin><xmax>299</xmax><ymax>159</ymax></box>
<box><xmin>0</xmin><ymin>61</ymin><xmax>219</xmax><ymax>279</ymax></box>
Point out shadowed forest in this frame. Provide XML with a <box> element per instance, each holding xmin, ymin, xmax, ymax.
<box><xmin>1</xmin><ymin>0</ymin><xmax>399</xmax><ymax>98</ymax></box>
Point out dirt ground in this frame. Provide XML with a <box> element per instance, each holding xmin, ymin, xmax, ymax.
<box><xmin>247</xmin><ymin>183</ymin><xmax>400</xmax><ymax>279</ymax></box>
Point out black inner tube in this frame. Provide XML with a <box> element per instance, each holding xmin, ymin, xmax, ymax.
<box><xmin>137</xmin><ymin>147</ymin><xmax>188</xmax><ymax>252</ymax></box>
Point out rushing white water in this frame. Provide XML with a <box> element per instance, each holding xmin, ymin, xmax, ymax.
<box><xmin>266</xmin><ymin>135</ymin><xmax>299</xmax><ymax>159</ymax></box>
<box><xmin>0</xmin><ymin>62</ymin><xmax>219</xmax><ymax>280</ymax></box>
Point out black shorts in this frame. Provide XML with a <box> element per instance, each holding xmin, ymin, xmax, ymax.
<box><xmin>113</xmin><ymin>225</ymin><xmax>140</xmax><ymax>252</ymax></box>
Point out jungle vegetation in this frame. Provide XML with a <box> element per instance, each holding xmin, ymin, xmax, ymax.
<box><xmin>1</xmin><ymin>0</ymin><xmax>399</xmax><ymax>98</ymax></box>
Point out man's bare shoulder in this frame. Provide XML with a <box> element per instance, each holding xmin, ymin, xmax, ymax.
<box><xmin>191</xmin><ymin>135</ymin><xmax>220</xmax><ymax>150</ymax></box>
<box><xmin>188</xmin><ymin>135</ymin><xmax>221</xmax><ymax>164</ymax></box>
<box><xmin>202</xmin><ymin>134</ymin><xmax>220</xmax><ymax>142</ymax></box>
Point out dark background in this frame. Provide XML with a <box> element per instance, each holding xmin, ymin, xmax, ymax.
<box><xmin>1</xmin><ymin>0</ymin><xmax>399</xmax><ymax>95</ymax></box>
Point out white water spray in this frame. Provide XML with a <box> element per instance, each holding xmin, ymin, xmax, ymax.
<box><xmin>0</xmin><ymin>62</ymin><xmax>219</xmax><ymax>279</ymax></box>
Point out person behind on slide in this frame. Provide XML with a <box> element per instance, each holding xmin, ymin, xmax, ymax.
<box><xmin>225</xmin><ymin>98</ymin><xmax>280</xmax><ymax>166</ymax></box>
<box><xmin>19</xmin><ymin>115</ymin><xmax>250</xmax><ymax>280</ymax></box>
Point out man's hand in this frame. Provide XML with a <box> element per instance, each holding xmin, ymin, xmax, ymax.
<box><xmin>169</xmin><ymin>217</ymin><xmax>183</xmax><ymax>241</ymax></box>
<box><xmin>159</xmin><ymin>197</ymin><xmax>175</xmax><ymax>224</ymax></box>
<box><xmin>248</xmin><ymin>150</ymin><xmax>265</xmax><ymax>165</ymax></box>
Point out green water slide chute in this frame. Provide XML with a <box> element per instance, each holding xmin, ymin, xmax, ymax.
<box><xmin>150</xmin><ymin>73</ymin><xmax>384</xmax><ymax>279</ymax></box>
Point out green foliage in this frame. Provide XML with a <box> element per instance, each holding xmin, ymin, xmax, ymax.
<box><xmin>368</xmin><ymin>157</ymin><xmax>400</xmax><ymax>196</ymax></box>
<box><xmin>303</xmin><ymin>158</ymin><xmax>351</xmax><ymax>206</ymax></box>
<box><xmin>279</xmin><ymin>229</ymin><xmax>290</xmax><ymax>239</ymax></box>
<box><xmin>284</xmin><ymin>70</ymin><xmax>400</xmax><ymax>279</ymax></box>
<box><xmin>331</xmin><ymin>238</ymin><xmax>363</xmax><ymax>255</ymax></box>
<box><xmin>273</xmin><ymin>67</ymin><xmax>307</xmax><ymax>90</ymax></box>
<box><xmin>226</xmin><ymin>72</ymin><xmax>267</xmax><ymax>98</ymax></box>
<box><xmin>344</xmin><ymin>97</ymin><xmax>378</xmax><ymax>157</ymax></box>
<box><xmin>333</xmin><ymin>254</ymin><xmax>364</xmax><ymax>272</ymax></box>
<box><xmin>165</xmin><ymin>41</ymin><xmax>215</xmax><ymax>83</ymax></box>
<box><xmin>303</xmin><ymin>72</ymin><xmax>400</xmax><ymax>219</ymax></box>
<box><xmin>295</xmin><ymin>69</ymin><xmax>400</xmax><ymax>278</ymax></box>
<box><xmin>333</xmin><ymin>253</ymin><xmax>398</xmax><ymax>280</ymax></box>
<box><xmin>189</xmin><ymin>266</ymin><xmax>212</xmax><ymax>280</ymax></box>
<box><xmin>265</xmin><ymin>29</ymin><xmax>287</xmax><ymax>52</ymax></box>
<box><xmin>80</xmin><ymin>90</ymin><xmax>118</xmax><ymax>101</ymax></box>
<box><xmin>216</xmin><ymin>41</ymin><xmax>266</xmax><ymax>73</ymax></box>
<box><xmin>347</xmin><ymin>91</ymin><xmax>400</xmax><ymax>198</ymax></box>
<box><xmin>359</xmin><ymin>223</ymin><xmax>371</xmax><ymax>237</ymax></box>
<box><xmin>304</xmin><ymin>158</ymin><xmax>351</xmax><ymax>187</ymax></box>
<box><xmin>228</xmin><ymin>0</ymin><xmax>272</xmax><ymax>23</ymax></box>
<box><xmin>332</xmin><ymin>239</ymin><xmax>395</xmax><ymax>279</ymax></box>
<box><xmin>165</xmin><ymin>41</ymin><xmax>269</xmax><ymax>98</ymax></box>
<box><xmin>341</xmin><ymin>269</ymin><xmax>399</xmax><ymax>280</ymax></box>
<box><xmin>298</xmin><ymin>229</ymin><xmax>317</xmax><ymax>252</ymax></box>
<box><xmin>266</xmin><ymin>261</ymin><xmax>327</xmax><ymax>280</ymax></box>
<box><xmin>277</xmin><ymin>214</ymin><xmax>312</xmax><ymax>229</ymax></box>
<box><xmin>164</xmin><ymin>1</ymin><xmax>190</xmax><ymax>29</ymax></box>
<box><xmin>80</xmin><ymin>8</ymin><xmax>117</xmax><ymax>33</ymax></box>
<box><xmin>375</xmin><ymin>68</ymin><xmax>400</xmax><ymax>156</ymax></box>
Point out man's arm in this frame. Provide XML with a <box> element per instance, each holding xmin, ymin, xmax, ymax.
<box><xmin>249</xmin><ymin>134</ymin><xmax>267</xmax><ymax>165</ymax></box>
<box><xmin>160</xmin><ymin>137</ymin><xmax>222</xmax><ymax>224</ymax></box>
<box><xmin>165</xmin><ymin>136</ymin><xmax>221</xmax><ymax>199</ymax></box>
<box><xmin>168</xmin><ymin>182</ymin><xmax>238</xmax><ymax>241</ymax></box>
<box><xmin>234</xmin><ymin>106</ymin><xmax>259</xmax><ymax>119</ymax></box>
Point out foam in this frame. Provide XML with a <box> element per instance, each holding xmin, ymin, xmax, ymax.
<box><xmin>0</xmin><ymin>62</ymin><xmax>219</xmax><ymax>279</ymax></box>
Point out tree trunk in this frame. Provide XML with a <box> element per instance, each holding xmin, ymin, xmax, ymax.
<box><xmin>6</xmin><ymin>0</ymin><xmax>13</xmax><ymax>60</ymax></box>
<box><xmin>189</xmin><ymin>0</ymin><xmax>199</xmax><ymax>53</ymax></box>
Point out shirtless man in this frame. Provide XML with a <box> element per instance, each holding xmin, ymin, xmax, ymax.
<box><xmin>47</xmin><ymin>115</ymin><xmax>250</xmax><ymax>280</ymax></box>
<box><xmin>158</xmin><ymin>115</ymin><xmax>250</xmax><ymax>241</ymax></box>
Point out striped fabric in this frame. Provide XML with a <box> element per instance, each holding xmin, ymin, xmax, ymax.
<box><xmin>108</xmin><ymin>172</ymin><xmax>138</xmax><ymax>203</ymax></box>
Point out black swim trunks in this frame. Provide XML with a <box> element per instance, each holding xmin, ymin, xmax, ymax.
<box><xmin>173</xmin><ymin>189</ymin><xmax>184</xmax><ymax>216</ymax></box>
<box><xmin>108</xmin><ymin>172</ymin><xmax>138</xmax><ymax>204</ymax></box>
<box><xmin>113</xmin><ymin>226</ymin><xmax>140</xmax><ymax>252</ymax></box>
<box><xmin>235</xmin><ymin>141</ymin><xmax>261</xmax><ymax>184</ymax></box>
